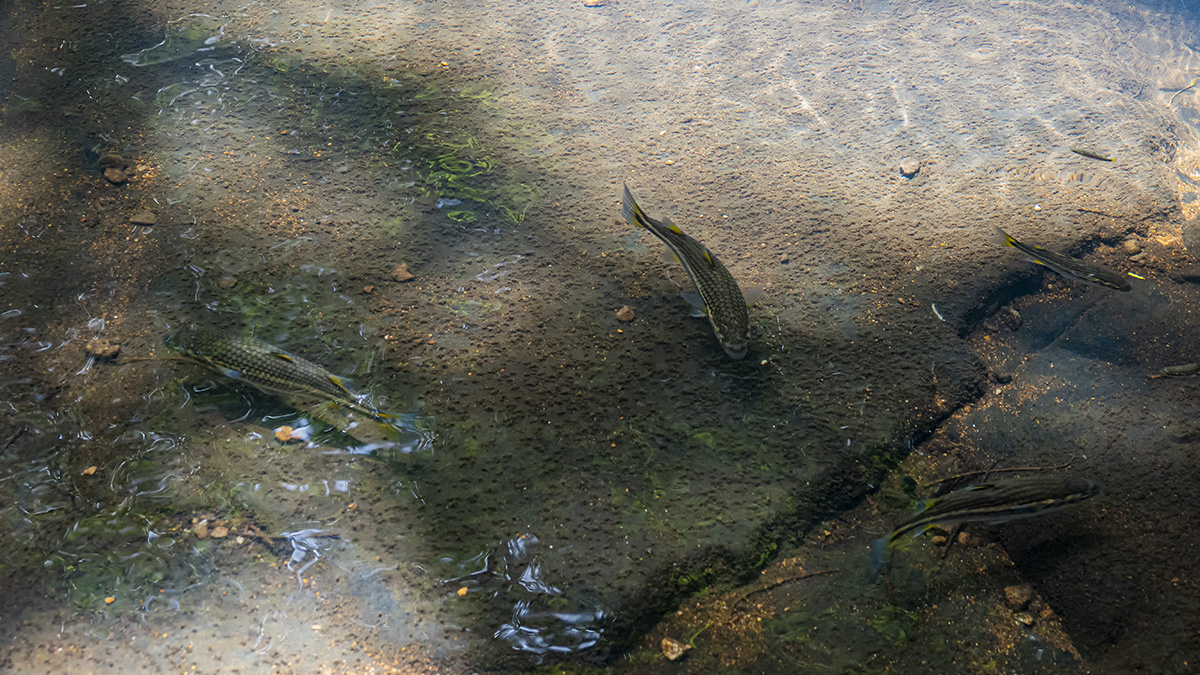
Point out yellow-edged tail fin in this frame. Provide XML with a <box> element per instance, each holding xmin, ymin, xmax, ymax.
<box><xmin>622</xmin><ymin>185</ymin><xmax>652</xmax><ymax>231</ymax></box>
<box><xmin>994</xmin><ymin>227</ymin><xmax>1018</xmax><ymax>249</ymax></box>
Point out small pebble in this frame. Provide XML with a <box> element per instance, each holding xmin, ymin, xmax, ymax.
<box><xmin>957</xmin><ymin>531</ymin><xmax>977</xmax><ymax>546</ymax></box>
<box><xmin>391</xmin><ymin>262</ymin><xmax>415</xmax><ymax>282</ymax></box>
<box><xmin>990</xmin><ymin>371</ymin><xmax>1013</xmax><ymax>384</ymax></box>
<box><xmin>194</xmin><ymin>520</ymin><xmax>209</xmax><ymax>539</ymax></box>
<box><xmin>1122</xmin><ymin>239</ymin><xmax>1141</xmax><ymax>255</ymax></box>
<box><xmin>779</xmin><ymin>253</ymin><xmax>789</xmax><ymax>264</ymax></box>
<box><xmin>219</xmin><ymin>276</ymin><xmax>237</xmax><ymax>288</ymax></box>
<box><xmin>661</xmin><ymin>637</ymin><xmax>692</xmax><ymax>661</ymax></box>
<box><xmin>85</xmin><ymin>338</ymin><xmax>120</xmax><ymax>359</ymax></box>
<box><xmin>363</xmin><ymin>285</ymin><xmax>375</xmax><ymax>294</ymax></box>
<box><xmin>899</xmin><ymin>157</ymin><xmax>920</xmax><ymax>177</ymax></box>
<box><xmin>616</xmin><ymin>305</ymin><xmax>635</xmax><ymax>322</ymax></box>
<box><xmin>210</xmin><ymin>525</ymin><xmax>229</xmax><ymax>539</ymax></box>
<box><xmin>1002</xmin><ymin>307</ymin><xmax>1022</xmax><ymax>331</ymax></box>
<box><xmin>1005</xmin><ymin>584</ymin><xmax>1034</xmax><ymax>610</ymax></box>
<box><xmin>103</xmin><ymin>167</ymin><xmax>127</xmax><ymax>184</ymax></box>
<box><xmin>275</xmin><ymin>425</ymin><xmax>299</xmax><ymax>442</ymax></box>
<box><xmin>81</xmin><ymin>465</ymin><xmax>98</xmax><ymax>476</ymax></box>
<box><xmin>930</xmin><ymin>535</ymin><xmax>948</xmax><ymax>545</ymax></box>
<box><xmin>98</xmin><ymin>153</ymin><xmax>128</xmax><ymax>170</ymax></box>
<box><xmin>1015</xmin><ymin>612</ymin><xmax>1035</xmax><ymax>626</ymax></box>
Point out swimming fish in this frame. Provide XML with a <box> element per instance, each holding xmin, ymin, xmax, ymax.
<box><xmin>869</xmin><ymin>475</ymin><xmax>1101</xmax><ymax>578</ymax></box>
<box><xmin>175</xmin><ymin>331</ymin><xmax>394</xmax><ymax>422</ymax></box>
<box><xmin>1070</xmin><ymin>147</ymin><xmax>1114</xmax><ymax>162</ymax></box>
<box><xmin>1170</xmin><ymin>77</ymin><xmax>1200</xmax><ymax>106</ymax></box>
<box><xmin>621</xmin><ymin>185</ymin><xmax>750</xmax><ymax>359</ymax></box>
<box><xmin>1148</xmin><ymin>362</ymin><xmax>1200</xmax><ymax>378</ymax></box>
<box><xmin>996</xmin><ymin>227</ymin><xmax>1132</xmax><ymax>292</ymax></box>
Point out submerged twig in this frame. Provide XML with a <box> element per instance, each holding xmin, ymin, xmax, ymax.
<box><xmin>926</xmin><ymin>455</ymin><xmax>1075</xmax><ymax>489</ymax></box>
<box><xmin>731</xmin><ymin>569</ymin><xmax>837</xmax><ymax>609</ymax></box>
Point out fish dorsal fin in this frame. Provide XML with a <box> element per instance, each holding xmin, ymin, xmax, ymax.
<box><xmin>701</xmin><ymin>247</ymin><xmax>715</xmax><ymax>266</ymax></box>
<box><xmin>662</xmin><ymin>217</ymin><xmax>686</xmax><ymax>235</ymax></box>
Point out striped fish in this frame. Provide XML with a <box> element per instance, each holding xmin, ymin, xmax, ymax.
<box><xmin>997</xmin><ymin>227</ymin><xmax>1132</xmax><ymax>292</ymax></box>
<box><xmin>870</xmin><ymin>475</ymin><xmax>1101</xmax><ymax>578</ymax></box>
<box><xmin>622</xmin><ymin>185</ymin><xmax>750</xmax><ymax>359</ymax></box>
<box><xmin>176</xmin><ymin>331</ymin><xmax>393</xmax><ymax>422</ymax></box>
<box><xmin>1070</xmin><ymin>147</ymin><xmax>1114</xmax><ymax>162</ymax></box>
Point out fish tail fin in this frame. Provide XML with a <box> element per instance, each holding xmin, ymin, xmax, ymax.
<box><xmin>994</xmin><ymin>227</ymin><xmax>1019</xmax><ymax>249</ymax></box>
<box><xmin>868</xmin><ymin>535</ymin><xmax>892</xmax><ymax>580</ymax></box>
<box><xmin>326</xmin><ymin>373</ymin><xmax>355</xmax><ymax>397</ymax></box>
<box><xmin>622</xmin><ymin>185</ymin><xmax>654</xmax><ymax>231</ymax></box>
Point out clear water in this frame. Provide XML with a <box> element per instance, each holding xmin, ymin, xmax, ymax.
<box><xmin>4</xmin><ymin>0</ymin><xmax>1200</xmax><ymax>673</ymax></box>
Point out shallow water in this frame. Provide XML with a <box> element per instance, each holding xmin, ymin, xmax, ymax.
<box><xmin>5</xmin><ymin>0</ymin><xmax>1200</xmax><ymax>673</ymax></box>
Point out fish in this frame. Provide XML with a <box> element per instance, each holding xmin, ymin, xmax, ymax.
<box><xmin>1148</xmin><ymin>362</ymin><xmax>1200</xmax><ymax>378</ymax></box>
<box><xmin>175</xmin><ymin>331</ymin><xmax>396</xmax><ymax>422</ymax></box>
<box><xmin>1070</xmin><ymin>147</ymin><xmax>1114</xmax><ymax>162</ymax></box>
<box><xmin>996</xmin><ymin>227</ymin><xmax>1133</xmax><ymax>292</ymax></box>
<box><xmin>621</xmin><ymin>185</ymin><xmax>750</xmax><ymax>359</ymax></box>
<box><xmin>869</xmin><ymin>475</ymin><xmax>1101</xmax><ymax>578</ymax></box>
<box><xmin>1170</xmin><ymin>77</ymin><xmax>1200</xmax><ymax>106</ymax></box>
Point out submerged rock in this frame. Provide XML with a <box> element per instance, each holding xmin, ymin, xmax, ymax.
<box><xmin>899</xmin><ymin>157</ymin><xmax>920</xmax><ymax>177</ymax></box>
<box><xmin>129</xmin><ymin>210</ymin><xmax>156</xmax><ymax>225</ymax></box>
<box><xmin>99</xmin><ymin>153</ymin><xmax>129</xmax><ymax>184</ymax></box>
<box><xmin>661</xmin><ymin>637</ymin><xmax>691</xmax><ymax>661</ymax></box>
<box><xmin>1005</xmin><ymin>584</ymin><xmax>1034</xmax><ymax>610</ymax></box>
<box><xmin>85</xmin><ymin>338</ymin><xmax>120</xmax><ymax>359</ymax></box>
<box><xmin>391</xmin><ymin>262</ymin><xmax>415</xmax><ymax>282</ymax></box>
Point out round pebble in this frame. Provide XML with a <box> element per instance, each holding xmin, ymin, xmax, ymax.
<box><xmin>899</xmin><ymin>157</ymin><xmax>920</xmax><ymax>177</ymax></box>
<box><xmin>616</xmin><ymin>305</ymin><xmax>635</xmax><ymax>322</ymax></box>
<box><xmin>219</xmin><ymin>276</ymin><xmax>237</xmax><ymax>288</ymax></box>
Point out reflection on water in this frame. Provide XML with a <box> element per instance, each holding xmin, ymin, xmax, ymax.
<box><xmin>445</xmin><ymin>534</ymin><xmax>607</xmax><ymax>656</ymax></box>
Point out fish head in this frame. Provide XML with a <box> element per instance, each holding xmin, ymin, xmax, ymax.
<box><xmin>719</xmin><ymin>333</ymin><xmax>749</xmax><ymax>360</ymax></box>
